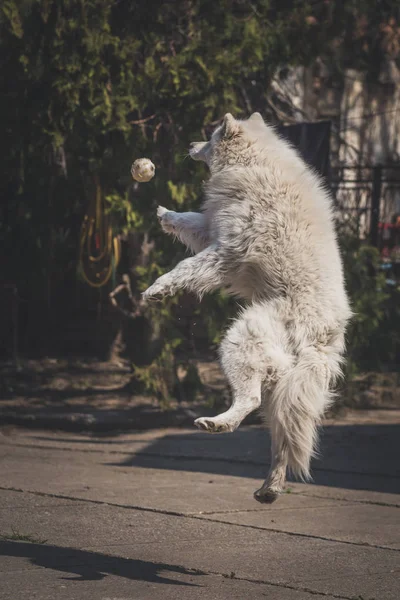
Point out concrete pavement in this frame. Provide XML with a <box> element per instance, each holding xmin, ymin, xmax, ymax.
<box><xmin>0</xmin><ymin>415</ymin><xmax>399</xmax><ymax>599</ymax></box>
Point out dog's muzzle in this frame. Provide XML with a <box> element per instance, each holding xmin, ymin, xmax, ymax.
<box><xmin>189</xmin><ymin>141</ymin><xmax>207</xmax><ymax>161</ymax></box>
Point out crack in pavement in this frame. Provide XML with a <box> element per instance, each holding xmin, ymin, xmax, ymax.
<box><xmin>190</xmin><ymin>513</ymin><xmax>400</xmax><ymax>552</ymax></box>
<box><xmin>186</xmin><ymin>566</ymin><xmax>363</xmax><ymax>600</ymax></box>
<box><xmin>192</xmin><ymin>503</ymin><xmax>360</xmax><ymax>515</ymax></box>
<box><xmin>0</xmin><ymin>485</ymin><xmax>398</xmax><ymax>553</ymax></box>
<box><xmin>1</xmin><ymin>440</ymin><xmax>399</xmax><ymax>481</ymax></box>
<box><xmin>290</xmin><ymin>492</ymin><xmax>400</xmax><ymax>509</ymax></box>
<box><xmin>213</xmin><ymin>571</ymin><xmax>370</xmax><ymax>600</ymax></box>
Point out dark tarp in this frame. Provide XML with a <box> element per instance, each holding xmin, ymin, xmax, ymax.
<box><xmin>278</xmin><ymin>121</ymin><xmax>331</xmax><ymax>181</ymax></box>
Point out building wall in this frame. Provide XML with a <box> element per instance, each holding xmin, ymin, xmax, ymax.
<box><xmin>272</xmin><ymin>59</ymin><xmax>400</xmax><ymax>166</ymax></box>
<box><xmin>271</xmin><ymin>61</ymin><xmax>400</xmax><ymax>237</ymax></box>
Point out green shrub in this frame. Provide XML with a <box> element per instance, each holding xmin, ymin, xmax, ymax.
<box><xmin>339</xmin><ymin>228</ymin><xmax>400</xmax><ymax>376</ymax></box>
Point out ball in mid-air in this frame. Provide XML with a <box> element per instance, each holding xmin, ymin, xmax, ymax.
<box><xmin>131</xmin><ymin>158</ymin><xmax>155</xmax><ymax>182</ymax></box>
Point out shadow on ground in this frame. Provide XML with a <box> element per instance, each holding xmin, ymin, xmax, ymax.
<box><xmin>105</xmin><ymin>424</ymin><xmax>400</xmax><ymax>495</ymax></box>
<box><xmin>0</xmin><ymin>541</ymin><xmax>202</xmax><ymax>586</ymax></box>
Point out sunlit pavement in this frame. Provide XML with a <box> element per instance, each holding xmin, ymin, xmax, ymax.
<box><xmin>1</xmin><ymin>415</ymin><xmax>399</xmax><ymax>599</ymax></box>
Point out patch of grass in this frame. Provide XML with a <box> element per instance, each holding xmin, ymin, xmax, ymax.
<box><xmin>0</xmin><ymin>528</ymin><xmax>47</xmax><ymax>544</ymax></box>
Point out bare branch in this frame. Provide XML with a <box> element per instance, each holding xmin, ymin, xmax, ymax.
<box><xmin>153</xmin><ymin>121</ymin><xmax>162</xmax><ymax>143</ymax></box>
<box><xmin>109</xmin><ymin>274</ymin><xmax>145</xmax><ymax>319</ymax></box>
<box><xmin>128</xmin><ymin>114</ymin><xmax>156</xmax><ymax>125</ymax></box>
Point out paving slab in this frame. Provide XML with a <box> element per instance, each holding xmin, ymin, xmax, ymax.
<box><xmin>95</xmin><ymin>535</ymin><xmax>399</xmax><ymax>600</ymax></box>
<box><xmin>1</xmin><ymin>438</ymin><xmax>399</xmax><ymax>512</ymax></box>
<box><xmin>0</xmin><ymin>444</ymin><xmax>267</xmax><ymax>513</ymax></box>
<box><xmin>0</xmin><ymin>490</ymin><xmax>398</xmax><ymax>600</ymax></box>
<box><xmin>0</xmin><ymin>490</ymin><xmax>254</xmax><ymax>550</ymax></box>
<box><xmin>6</xmin><ymin>423</ymin><xmax>400</xmax><ymax>480</ymax></box>
<box><xmin>0</xmin><ymin>423</ymin><xmax>399</xmax><ymax>600</ymax></box>
<box><xmin>1</xmin><ymin>443</ymin><xmax>398</xmax><ymax>517</ymax></box>
<box><xmin>206</xmin><ymin>502</ymin><xmax>400</xmax><ymax>548</ymax></box>
<box><xmin>0</xmin><ymin>560</ymin><xmax>339</xmax><ymax>600</ymax></box>
<box><xmin>0</xmin><ymin>490</ymin><xmax>371</xmax><ymax>553</ymax></box>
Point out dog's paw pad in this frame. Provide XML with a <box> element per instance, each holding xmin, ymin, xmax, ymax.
<box><xmin>157</xmin><ymin>205</ymin><xmax>169</xmax><ymax>218</ymax></box>
<box><xmin>194</xmin><ymin>417</ymin><xmax>232</xmax><ymax>433</ymax></box>
<box><xmin>157</xmin><ymin>206</ymin><xmax>176</xmax><ymax>233</ymax></box>
<box><xmin>253</xmin><ymin>487</ymin><xmax>279</xmax><ymax>504</ymax></box>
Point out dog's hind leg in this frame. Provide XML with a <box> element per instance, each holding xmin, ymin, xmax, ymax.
<box><xmin>194</xmin><ymin>369</ymin><xmax>261</xmax><ymax>434</ymax></box>
<box><xmin>254</xmin><ymin>416</ymin><xmax>289</xmax><ymax>504</ymax></box>
<box><xmin>255</xmin><ymin>343</ymin><xmax>338</xmax><ymax>504</ymax></box>
<box><xmin>195</xmin><ymin>304</ymin><xmax>292</xmax><ymax>434</ymax></box>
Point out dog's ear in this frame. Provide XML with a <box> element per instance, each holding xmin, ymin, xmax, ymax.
<box><xmin>248</xmin><ymin>112</ymin><xmax>264</xmax><ymax>124</ymax></box>
<box><xmin>221</xmin><ymin>113</ymin><xmax>240</xmax><ymax>138</ymax></box>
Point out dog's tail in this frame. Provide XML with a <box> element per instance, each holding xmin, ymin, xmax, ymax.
<box><xmin>269</xmin><ymin>339</ymin><xmax>343</xmax><ymax>480</ymax></box>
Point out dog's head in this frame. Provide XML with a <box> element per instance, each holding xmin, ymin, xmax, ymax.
<box><xmin>189</xmin><ymin>112</ymin><xmax>266</xmax><ymax>171</ymax></box>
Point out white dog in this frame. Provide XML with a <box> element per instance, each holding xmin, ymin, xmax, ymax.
<box><xmin>143</xmin><ymin>113</ymin><xmax>351</xmax><ymax>503</ymax></box>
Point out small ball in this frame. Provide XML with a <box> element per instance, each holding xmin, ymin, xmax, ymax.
<box><xmin>131</xmin><ymin>158</ymin><xmax>155</xmax><ymax>182</ymax></box>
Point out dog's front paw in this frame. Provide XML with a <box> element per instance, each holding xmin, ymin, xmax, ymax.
<box><xmin>157</xmin><ymin>206</ymin><xmax>176</xmax><ymax>233</ymax></box>
<box><xmin>142</xmin><ymin>274</ymin><xmax>175</xmax><ymax>303</ymax></box>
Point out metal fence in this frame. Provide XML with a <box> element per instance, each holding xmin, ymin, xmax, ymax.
<box><xmin>330</xmin><ymin>165</ymin><xmax>400</xmax><ymax>248</ymax></box>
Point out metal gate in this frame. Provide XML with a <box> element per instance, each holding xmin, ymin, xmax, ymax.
<box><xmin>330</xmin><ymin>165</ymin><xmax>400</xmax><ymax>248</ymax></box>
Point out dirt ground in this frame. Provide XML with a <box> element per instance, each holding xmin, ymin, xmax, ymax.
<box><xmin>0</xmin><ymin>357</ymin><xmax>229</xmax><ymax>431</ymax></box>
<box><xmin>0</xmin><ymin>357</ymin><xmax>399</xmax><ymax>432</ymax></box>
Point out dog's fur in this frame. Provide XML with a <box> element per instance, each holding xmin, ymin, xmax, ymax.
<box><xmin>143</xmin><ymin>112</ymin><xmax>351</xmax><ymax>503</ymax></box>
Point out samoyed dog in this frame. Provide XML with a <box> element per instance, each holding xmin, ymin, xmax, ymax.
<box><xmin>143</xmin><ymin>113</ymin><xmax>351</xmax><ymax>503</ymax></box>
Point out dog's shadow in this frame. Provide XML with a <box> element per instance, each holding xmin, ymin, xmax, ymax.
<box><xmin>0</xmin><ymin>540</ymin><xmax>202</xmax><ymax>586</ymax></box>
<box><xmin>109</xmin><ymin>425</ymin><xmax>400</xmax><ymax>495</ymax></box>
